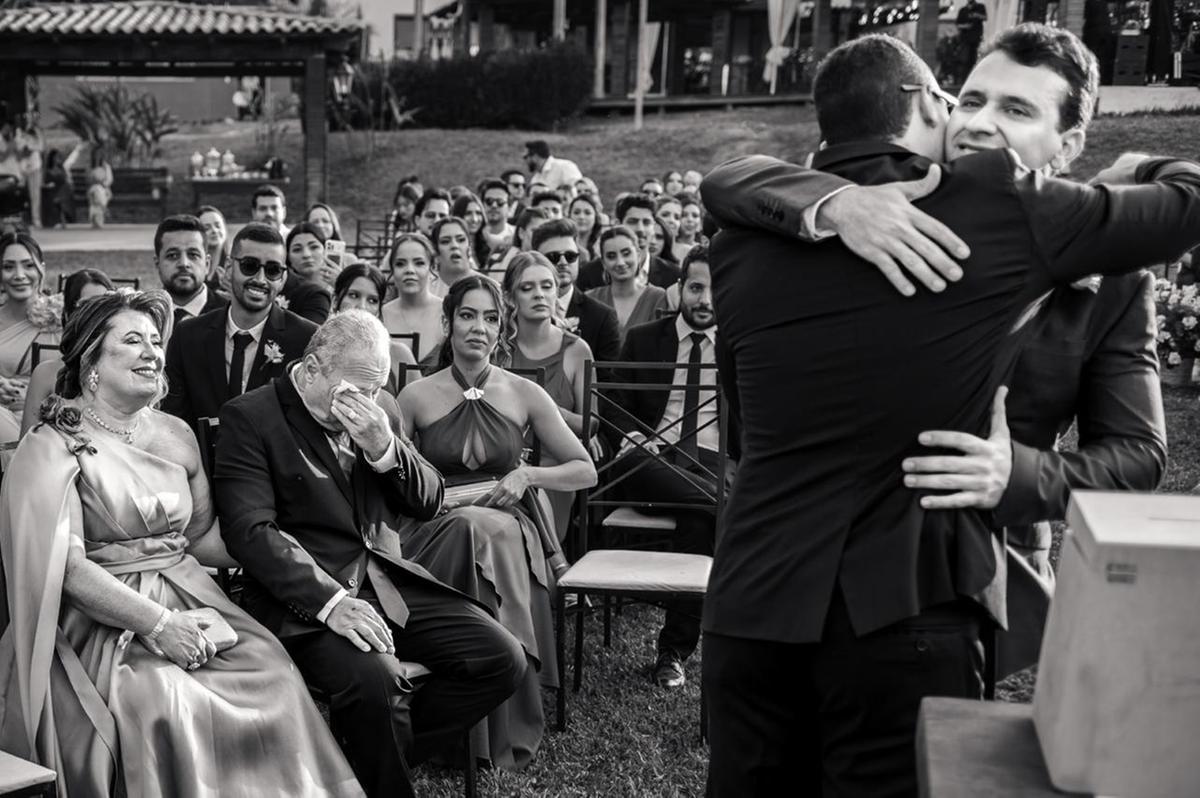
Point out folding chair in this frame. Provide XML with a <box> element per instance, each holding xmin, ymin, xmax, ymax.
<box><xmin>30</xmin><ymin>342</ymin><xmax>59</xmax><ymax>371</ymax></box>
<box><xmin>554</xmin><ymin>359</ymin><xmax>727</xmax><ymax>733</ymax></box>
<box><xmin>56</xmin><ymin>274</ymin><xmax>140</xmax><ymax>292</ymax></box>
<box><xmin>353</xmin><ymin>218</ymin><xmax>396</xmax><ymax>267</ymax></box>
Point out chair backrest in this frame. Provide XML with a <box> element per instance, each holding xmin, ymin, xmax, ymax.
<box><xmin>196</xmin><ymin>417</ymin><xmax>220</xmax><ymax>479</ymax></box>
<box><xmin>30</xmin><ymin>342</ymin><xmax>60</xmax><ymax>371</ymax></box>
<box><xmin>56</xmin><ymin>274</ymin><xmax>141</xmax><ymax>293</ymax></box>
<box><xmin>353</xmin><ymin>218</ymin><xmax>396</xmax><ymax>266</ymax></box>
<box><xmin>390</xmin><ymin>331</ymin><xmax>421</xmax><ymax>363</ymax></box>
<box><xmin>576</xmin><ymin>359</ymin><xmax>727</xmax><ymax>554</ymax></box>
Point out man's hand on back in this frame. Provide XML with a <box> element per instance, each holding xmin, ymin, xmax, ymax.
<box><xmin>1089</xmin><ymin>152</ymin><xmax>1152</xmax><ymax>186</ymax></box>
<box><xmin>816</xmin><ymin>164</ymin><xmax>971</xmax><ymax>297</ymax></box>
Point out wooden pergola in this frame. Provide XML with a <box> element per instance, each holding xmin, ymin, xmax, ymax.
<box><xmin>0</xmin><ymin>1</ymin><xmax>363</xmax><ymax>206</ymax></box>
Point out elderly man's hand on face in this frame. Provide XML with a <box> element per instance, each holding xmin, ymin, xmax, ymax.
<box><xmin>329</xmin><ymin>386</ymin><xmax>392</xmax><ymax>461</ymax></box>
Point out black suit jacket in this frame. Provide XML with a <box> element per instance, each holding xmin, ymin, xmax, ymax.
<box><xmin>703</xmin><ymin>143</ymin><xmax>1200</xmax><ymax>644</ymax></box>
<box><xmin>280</xmin><ymin>278</ymin><xmax>333</xmax><ymax>325</ymax></box>
<box><xmin>576</xmin><ymin>254</ymin><xmax>681</xmax><ymax>292</ymax></box>
<box><xmin>162</xmin><ymin>303</ymin><xmax>318</xmax><ymax>431</ymax></box>
<box><xmin>564</xmin><ymin>287</ymin><xmax>621</xmax><ymax>363</ymax></box>
<box><xmin>173</xmin><ymin>289</ymin><xmax>228</xmax><ymax>327</ymax></box>
<box><xmin>213</xmin><ymin>376</ymin><xmax>453</xmax><ymax>639</ymax></box>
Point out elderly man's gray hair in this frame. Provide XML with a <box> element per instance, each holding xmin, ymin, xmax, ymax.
<box><xmin>304</xmin><ymin>309</ymin><xmax>391</xmax><ymax>373</ymax></box>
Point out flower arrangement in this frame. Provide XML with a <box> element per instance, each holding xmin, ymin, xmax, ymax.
<box><xmin>36</xmin><ymin>394</ymin><xmax>97</xmax><ymax>456</ymax></box>
<box><xmin>27</xmin><ymin>293</ymin><xmax>64</xmax><ymax>333</ymax></box>
<box><xmin>1154</xmin><ymin>279</ymin><xmax>1200</xmax><ymax>370</ymax></box>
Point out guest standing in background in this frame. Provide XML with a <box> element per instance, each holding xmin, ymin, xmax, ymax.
<box><xmin>15</xmin><ymin>114</ymin><xmax>44</xmax><ymax>229</ymax></box>
<box><xmin>86</xmin><ymin>146</ymin><xmax>113</xmax><ymax>229</ymax></box>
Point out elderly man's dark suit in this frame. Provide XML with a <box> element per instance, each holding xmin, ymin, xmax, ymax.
<box><xmin>213</xmin><ymin>376</ymin><xmax>525</xmax><ymax>798</ymax></box>
<box><xmin>700</xmin><ymin>144</ymin><xmax>1200</xmax><ymax>797</ymax></box>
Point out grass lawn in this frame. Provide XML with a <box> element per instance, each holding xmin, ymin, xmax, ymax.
<box><xmin>37</xmin><ymin>109</ymin><xmax>1200</xmax><ymax>797</ymax></box>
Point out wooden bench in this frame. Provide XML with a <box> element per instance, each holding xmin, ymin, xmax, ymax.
<box><xmin>70</xmin><ymin>167</ymin><xmax>172</xmax><ymax>220</ymax></box>
<box><xmin>0</xmin><ymin>749</ymin><xmax>56</xmax><ymax>797</ymax></box>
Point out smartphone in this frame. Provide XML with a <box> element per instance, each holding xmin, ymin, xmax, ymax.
<box><xmin>325</xmin><ymin>239</ymin><xmax>346</xmax><ymax>269</ymax></box>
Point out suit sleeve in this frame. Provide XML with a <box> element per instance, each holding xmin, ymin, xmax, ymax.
<box><xmin>716</xmin><ymin>336</ymin><xmax>742</xmax><ymax>462</ymax></box>
<box><xmin>161</xmin><ymin>324</ymin><xmax>193</xmax><ymax>427</ymax></box>
<box><xmin>700</xmin><ymin>155</ymin><xmax>855</xmax><ymax>237</ymax></box>
<box><xmin>214</xmin><ymin>400</ymin><xmax>345</xmax><ymax>618</ymax></box>
<box><xmin>1021</xmin><ymin>156</ymin><xmax>1200</xmax><ymax>284</ymax></box>
<box><xmin>367</xmin><ymin>400</ymin><xmax>445</xmax><ymax>523</ymax></box>
<box><xmin>593</xmin><ymin>306</ymin><xmax>622</xmax><ymax>363</ymax></box>
<box><xmin>994</xmin><ymin>274</ymin><xmax>1167</xmax><ymax>525</ymax></box>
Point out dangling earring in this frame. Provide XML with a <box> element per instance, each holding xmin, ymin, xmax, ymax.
<box><xmin>87</xmin><ymin>370</ymin><xmax>99</xmax><ymax>393</ymax></box>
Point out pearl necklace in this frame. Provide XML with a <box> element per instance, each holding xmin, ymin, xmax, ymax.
<box><xmin>85</xmin><ymin>407</ymin><xmax>141</xmax><ymax>443</ymax></box>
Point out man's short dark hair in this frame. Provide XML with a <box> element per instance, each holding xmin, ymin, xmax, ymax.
<box><xmin>530</xmin><ymin>190</ymin><xmax>562</xmax><ymax>208</ymax></box>
<box><xmin>501</xmin><ymin>168</ymin><xmax>525</xmax><ymax>184</ymax></box>
<box><xmin>982</xmin><ymin>23</ymin><xmax>1100</xmax><ymax>132</ymax></box>
<box><xmin>478</xmin><ymin>178</ymin><xmax>509</xmax><ymax>198</ymax></box>
<box><xmin>813</xmin><ymin>34</ymin><xmax>931</xmax><ymax>147</ymax></box>
<box><xmin>615</xmin><ymin>192</ymin><xmax>656</xmax><ymax>222</ymax></box>
<box><xmin>231</xmin><ymin>222</ymin><xmax>284</xmax><ymax>257</ymax></box>
<box><xmin>525</xmin><ymin>140</ymin><xmax>550</xmax><ymax>159</ymax></box>
<box><xmin>415</xmin><ymin>188</ymin><xmax>452</xmax><ymax>217</ymax></box>
<box><xmin>154</xmin><ymin>214</ymin><xmax>205</xmax><ymax>256</ymax></box>
<box><xmin>531</xmin><ymin>218</ymin><xmax>577</xmax><ymax>251</ymax></box>
<box><xmin>679</xmin><ymin>244</ymin><xmax>709</xmax><ymax>285</ymax></box>
<box><xmin>250</xmin><ymin>184</ymin><xmax>286</xmax><ymax>209</ymax></box>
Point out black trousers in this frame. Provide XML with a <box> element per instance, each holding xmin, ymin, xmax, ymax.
<box><xmin>613</xmin><ymin>446</ymin><xmax>722</xmax><ymax>660</ymax></box>
<box><xmin>703</xmin><ymin>594</ymin><xmax>984</xmax><ymax>798</ymax></box>
<box><xmin>283</xmin><ymin>576</ymin><xmax>526</xmax><ymax>798</ymax></box>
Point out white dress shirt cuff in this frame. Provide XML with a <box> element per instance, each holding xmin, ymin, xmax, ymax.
<box><xmin>317</xmin><ymin>588</ymin><xmax>348</xmax><ymax>624</ymax></box>
<box><xmin>365</xmin><ymin>437</ymin><xmax>399</xmax><ymax>472</ymax></box>
<box><xmin>801</xmin><ymin>185</ymin><xmax>854</xmax><ymax>241</ymax></box>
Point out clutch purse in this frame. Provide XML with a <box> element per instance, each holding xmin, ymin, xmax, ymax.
<box><xmin>441</xmin><ymin>478</ymin><xmax>500</xmax><ymax>511</ymax></box>
<box><xmin>179</xmin><ymin>607</ymin><xmax>239</xmax><ymax>652</ymax></box>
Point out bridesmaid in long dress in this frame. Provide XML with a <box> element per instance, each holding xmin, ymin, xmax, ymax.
<box><xmin>381</xmin><ymin>233</ymin><xmax>445</xmax><ymax>375</ymax></box>
<box><xmin>504</xmin><ymin>252</ymin><xmax>598</xmax><ymax>541</ymax></box>
<box><xmin>586</xmin><ymin>225</ymin><xmax>668</xmax><ymax>345</ymax></box>
<box><xmin>0</xmin><ymin>290</ymin><xmax>363</xmax><ymax>797</ymax></box>
<box><xmin>396</xmin><ymin>275</ymin><xmax>595</xmax><ymax>770</ymax></box>
<box><xmin>0</xmin><ymin>232</ymin><xmax>62</xmax><ymax>445</ymax></box>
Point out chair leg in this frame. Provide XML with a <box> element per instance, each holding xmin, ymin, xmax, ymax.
<box><xmin>573</xmin><ymin>592</ymin><xmax>585</xmax><ymax>693</ymax></box>
<box><xmin>603</xmin><ymin>596</ymin><xmax>612</xmax><ymax>648</ymax></box>
<box><xmin>463</xmin><ymin>726</ymin><xmax>478</xmax><ymax>798</ymax></box>
<box><xmin>556</xmin><ymin>587</ymin><xmax>567</xmax><ymax>731</ymax></box>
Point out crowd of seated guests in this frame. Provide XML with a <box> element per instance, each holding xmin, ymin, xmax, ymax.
<box><xmin>0</xmin><ymin>138</ymin><xmax>733</xmax><ymax>794</ymax></box>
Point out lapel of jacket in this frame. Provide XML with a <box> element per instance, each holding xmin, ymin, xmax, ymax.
<box><xmin>201</xmin><ymin>308</ymin><xmax>229</xmax><ymax>413</ymax></box>
<box><xmin>247</xmin><ymin>305</ymin><xmax>286</xmax><ymax>392</ymax></box>
<box><xmin>275</xmin><ymin>371</ymin><xmax>355</xmax><ymax>507</ymax></box>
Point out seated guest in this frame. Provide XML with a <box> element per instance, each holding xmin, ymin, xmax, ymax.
<box><xmin>381</xmin><ymin>232</ymin><xmax>445</xmax><ymax>374</ymax></box>
<box><xmin>663</xmin><ymin>170</ymin><xmax>686</xmax><ymax>196</ymax></box>
<box><xmin>529</xmin><ymin>189</ymin><xmax>564</xmax><ymax>220</ymax></box>
<box><xmin>675</xmin><ymin>194</ymin><xmax>706</xmax><ymax>253</ymax></box>
<box><xmin>415</xmin><ymin>187</ymin><xmax>453</xmax><ymax>237</ymax></box>
<box><xmin>451</xmin><ymin>191</ymin><xmax>490</xmax><ymax>265</ymax></box>
<box><xmin>577</xmin><ymin>193</ymin><xmax>681</xmax><ymax>291</ymax></box>
<box><xmin>0</xmin><ymin>232</ymin><xmax>61</xmax><ymax>445</ymax></box>
<box><xmin>429</xmin><ymin>216</ymin><xmax>477</xmax><ymax>297</ymax></box>
<box><xmin>531</xmin><ymin>218</ymin><xmax>620</xmax><ymax>364</ymax></box>
<box><xmin>485</xmin><ymin>206</ymin><xmax>549</xmax><ymax>281</ymax></box>
<box><xmin>250</xmin><ymin>183</ymin><xmax>289</xmax><ymax>237</ymax></box>
<box><xmin>640</xmin><ymin>176</ymin><xmax>664</xmax><ymax>199</ymax></box>
<box><xmin>480</xmin><ymin>178</ymin><xmax>515</xmax><ymax>255</ymax></box>
<box><xmin>306</xmin><ymin>201</ymin><xmax>343</xmax><ymax>242</ymax></box>
<box><xmin>213</xmin><ymin>310</ymin><xmax>526</xmax><ymax>797</ymax></box>
<box><xmin>154</xmin><ymin>214</ymin><xmax>228</xmax><ymax>324</ymax></box>
<box><xmin>281</xmin><ymin>222</ymin><xmax>335</xmax><ymax>324</ymax></box>
<box><xmin>397</xmin><ymin>275</ymin><xmax>595</xmax><ymax>769</ymax></box>
<box><xmin>390</xmin><ymin>183</ymin><xmax>420</xmax><ymax>235</ymax></box>
<box><xmin>0</xmin><ymin>290</ymin><xmax>362</xmax><ymax>796</ymax></box>
<box><xmin>609</xmin><ymin>247</ymin><xmax>729</xmax><ymax>689</ymax></box>
<box><xmin>20</xmin><ymin>268</ymin><xmax>114</xmax><ymax>436</ymax></box>
<box><xmin>501</xmin><ymin>168</ymin><xmax>527</xmax><ymax>220</ymax></box>
<box><xmin>682</xmin><ymin>169</ymin><xmax>703</xmax><ymax>192</ymax></box>
<box><xmin>568</xmin><ymin>194</ymin><xmax>602</xmax><ymax>260</ymax></box>
<box><xmin>587</xmin><ymin>225</ymin><xmax>669</xmax><ymax>345</ymax></box>
<box><xmin>504</xmin><ymin>252</ymin><xmax>598</xmax><ymax>540</ymax></box>
<box><xmin>163</xmin><ymin>223</ymin><xmax>317</xmax><ymax>432</ymax></box>
<box><xmin>333</xmin><ymin>262</ymin><xmax>417</xmax><ymax>393</ymax></box>
<box><xmin>650</xmin><ymin>215</ymin><xmax>678</xmax><ymax>265</ymax></box>
<box><xmin>656</xmin><ymin>195</ymin><xmax>692</xmax><ymax>264</ymax></box>
<box><xmin>197</xmin><ymin>204</ymin><xmax>231</xmax><ymax>297</ymax></box>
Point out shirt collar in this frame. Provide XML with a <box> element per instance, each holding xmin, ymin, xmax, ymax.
<box><xmin>176</xmin><ymin>284</ymin><xmax>209</xmax><ymax>318</ymax></box>
<box><xmin>676</xmin><ymin>313</ymin><xmax>716</xmax><ymax>344</ymax></box>
<box><xmin>558</xmin><ymin>284</ymin><xmax>575</xmax><ymax>312</ymax></box>
<box><xmin>225</xmin><ymin>306</ymin><xmax>270</xmax><ymax>341</ymax></box>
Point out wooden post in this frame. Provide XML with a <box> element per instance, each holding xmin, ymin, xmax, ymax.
<box><xmin>916</xmin><ymin>0</ymin><xmax>941</xmax><ymax>66</ymax></box>
<box><xmin>812</xmin><ymin>0</ymin><xmax>833</xmax><ymax>61</ymax></box>
<box><xmin>634</xmin><ymin>0</ymin><xmax>648</xmax><ymax>130</ymax></box>
<box><xmin>413</xmin><ymin>0</ymin><xmax>425</xmax><ymax>56</ymax></box>
<box><xmin>303</xmin><ymin>53</ymin><xmax>327</xmax><ymax>206</ymax></box>
<box><xmin>460</xmin><ymin>0</ymin><xmax>473</xmax><ymax>55</ymax></box>
<box><xmin>610</xmin><ymin>0</ymin><xmax>629</xmax><ymax>97</ymax></box>
<box><xmin>709</xmin><ymin>8</ymin><xmax>732</xmax><ymax>95</ymax></box>
<box><xmin>553</xmin><ymin>0</ymin><xmax>567</xmax><ymax>40</ymax></box>
<box><xmin>593</xmin><ymin>0</ymin><xmax>607</xmax><ymax>97</ymax></box>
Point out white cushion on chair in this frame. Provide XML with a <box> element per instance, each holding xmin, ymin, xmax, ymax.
<box><xmin>0</xmin><ymin>750</ymin><xmax>56</xmax><ymax>792</ymax></box>
<box><xmin>558</xmin><ymin>550</ymin><xmax>711</xmax><ymax>594</ymax></box>
<box><xmin>601</xmin><ymin>507</ymin><xmax>677</xmax><ymax>530</ymax></box>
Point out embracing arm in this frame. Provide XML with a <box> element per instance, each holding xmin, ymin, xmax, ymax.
<box><xmin>994</xmin><ymin>275</ymin><xmax>1167</xmax><ymax>526</ymax></box>
<box><xmin>701</xmin><ymin>155</ymin><xmax>853</xmax><ymax>236</ymax></box>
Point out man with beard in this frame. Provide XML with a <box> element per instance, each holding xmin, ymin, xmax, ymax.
<box><xmin>153</xmin><ymin>215</ymin><xmax>227</xmax><ymax>324</ymax></box>
<box><xmin>608</xmin><ymin>246</ymin><xmax>731</xmax><ymax>690</ymax></box>
<box><xmin>479</xmin><ymin>178</ymin><xmax>514</xmax><ymax>253</ymax></box>
<box><xmin>164</xmin><ymin>223</ymin><xmax>317</xmax><ymax>433</ymax></box>
<box><xmin>531</xmin><ymin>218</ymin><xmax>620</xmax><ymax>363</ymax></box>
<box><xmin>250</xmin><ymin>184</ymin><xmax>289</xmax><ymax>237</ymax></box>
<box><xmin>701</xmin><ymin>23</ymin><xmax>1168</xmax><ymax>676</ymax></box>
<box><xmin>697</xmin><ymin>30</ymin><xmax>1200</xmax><ymax>797</ymax></box>
<box><xmin>413</xmin><ymin>188</ymin><xmax>452</xmax><ymax>237</ymax></box>
<box><xmin>576</xmin><ymin>194</ymin><xmax>681</xmax><ymax>292</ymax></box>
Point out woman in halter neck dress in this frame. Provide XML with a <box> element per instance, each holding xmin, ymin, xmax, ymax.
<box><xmin>396</xmin><ymin>275</ymin><xmax>596</xmax><ymax>769</ymax></box>
<box><xmin>0</xmin><ymin>290</ymin><xmax>362</xmax><ymax>797</ymax></box>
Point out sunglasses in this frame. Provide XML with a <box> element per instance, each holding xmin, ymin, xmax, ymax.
<box><xmin>483</xmin><ymin>197</ymin><xmax>509</xmax><ymax>207</ymax></box>
<box><xmin>543</xmin><ymin>250</ymin><xmax>581</xmax><ymax>265</ymax></box>
<box><xmin>507</xmin><ymin>181</ymin><xmax>526</xmax><ymax>189</ymax></box>
<box><xmin>235</xmin><ymin>256</ymin><xmax>287</xmax><ymax>281</ymax></box>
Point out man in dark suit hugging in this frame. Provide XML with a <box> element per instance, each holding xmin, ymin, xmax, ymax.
<box><xmin>213</xmin><ymin>310</ymin><xmax>524</xmax><ymax>798</ymax></box>
<box><xmin>608</xmin><ymin>245</ymin><xmax>730</xmax><ymax>689</ymax></box>
<box><xmin>163</xmin><ymin>222</ymin><xmax>317</xmax><ymax>433</ymax></box>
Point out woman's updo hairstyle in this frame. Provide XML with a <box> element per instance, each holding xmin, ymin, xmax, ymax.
<box><xmin>437</xmin><ymin>274</ymin><xmax>510</xmax><ymax>370</ymax></box>
<box><xmin>54</xmin><ymin>289</ymin><xmax>172</xmax><ymax>399</ymax></box>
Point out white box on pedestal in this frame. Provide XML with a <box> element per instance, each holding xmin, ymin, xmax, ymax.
<box><xmin>1033</xmin><ymin>491</ymin><xmax>1200</xmax><ymax>798</ymax></box>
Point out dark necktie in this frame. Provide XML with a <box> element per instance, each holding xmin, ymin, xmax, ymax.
<box><xmin>173</xmin><ymin>307</ymin><xmax>190</xmax><ymax>327</ymax></box>
<box><xmin>676</xmin><ymin>332</ymin><xmax>707</xmax><ymax>463</ymax></box>
<box><xmin>227</xmin><ymin>331</ymin><xmax>254</xmax><ymax>399</ymax></box>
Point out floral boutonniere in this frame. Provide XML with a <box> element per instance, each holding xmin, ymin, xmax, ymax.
<box><xmin>560</xmin><ymin>316</ymin><xmax>581</xmax><ymax>334</ymax></box>
<box><xmin>274</xmin><ymin>295</ymin><xmax>290</xmax><ymax>310</ymax></box>
<box><xmin>262</xmin><ymin>340</ymin><xmax>284</xmax><ymax>365</ymax></box>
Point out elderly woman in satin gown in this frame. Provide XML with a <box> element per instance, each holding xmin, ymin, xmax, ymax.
<box><xmin>0</xmin><ymin>290</ymin><xmax>362</xmax><ymax>797</ymax></box>
<box><xmin>397</xmin><ymin>274</ymin><xmax>596</xmax><ymax>769</ymax></box>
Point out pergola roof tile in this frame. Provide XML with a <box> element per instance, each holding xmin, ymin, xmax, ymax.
<box><xmin>0</xmin><ymin>1</ymin><xmax>362</xmax><ymax>38</ymax></box>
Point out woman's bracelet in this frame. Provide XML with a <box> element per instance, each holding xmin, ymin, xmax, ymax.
<box><xmin>145</xmin><ymin>607</ymin><xmax>171</xmax><ymax>643</ymax></box>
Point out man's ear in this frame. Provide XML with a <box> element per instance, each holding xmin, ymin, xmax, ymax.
<box><xmin>914</xmin><ymin>89</ymin><xmax>940</xmax><ymax>130</ymax></box>
<box><xmin>1055</xmin><ymin>128</ymin><xmax>1086</xmax><ymax>172</ymax></box>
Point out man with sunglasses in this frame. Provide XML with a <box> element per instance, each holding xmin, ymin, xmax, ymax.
<box><xmin>478</xmin><ymin>178</ymin><xmax>514</xmax><ymax>253</ymax></box>
<box><xmin>165</xmin><ymin>222</ymin><xmax>317</xmax><ymax>433</ymax></box>
<box><xmin>501</xmin><ymin>168</ymin><xmax>527</xmax><ymax>220</ymax></box>
<box><xmin>532</xmin><ymin>218</ymin><xmax>620</xmax><ymax>364</ymax></box>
